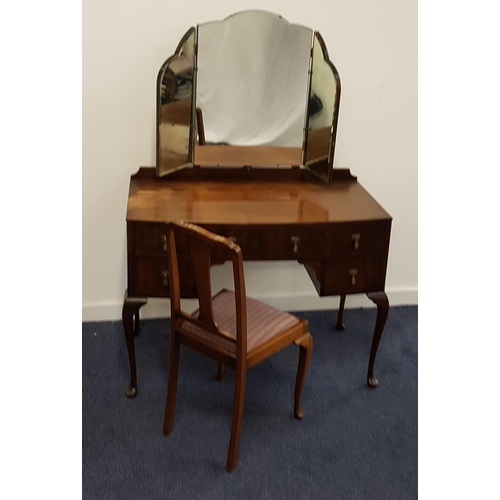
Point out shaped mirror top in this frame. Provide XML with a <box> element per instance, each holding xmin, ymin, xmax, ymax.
<box><xmin>156</xmin><ymin>10</ymin><xmax>341</xmax><ymax>182</ymax></box>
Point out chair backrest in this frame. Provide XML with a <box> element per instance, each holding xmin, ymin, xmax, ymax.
<box><xmin>166</xmin><ymin>221</ymin><xmax>247</xmax><ymax>357</ymax></box>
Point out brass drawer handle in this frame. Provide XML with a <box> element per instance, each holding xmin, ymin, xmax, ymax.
<box><xmin>161</xmin><ymin>270</ymin><xmax>169</xmax><ymax>286</ymax></box>
<box><xmin>352</xmin><ymin>233</ymin><xmax>360</xmax><ymax>250</ymax></box>
<box><xmin>349</xmin><ymin>268</ymin><xmax>357</xmax><ymax>285</ymax></box>
<box><xmin>291</xmin><ymin>236</ymin><xmax>300</xmax><ymax>253</ymax></box>
<box><xmin>161</xmin><ymin>234</ymin><xmax>168</xmax><ymax>252</ymax></box>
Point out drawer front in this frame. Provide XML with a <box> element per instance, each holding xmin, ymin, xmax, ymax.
<box><xmin>206</xmin><ymin>225</ymin><xmax>265</xmax><ymax>260</ymax></box>
<box><xmin>133</xmin><ymin>223</ymin><xmax>199</xmax><ymax>258</ymax></box>
<box><xmin>132</xmin><ymin>256</ymin><xmax>169</xmax><ymax>297</ymax></box>
<box><xmin>195</xmin><ymin>224</ymin><xmax>265</xmax><ymax>262</ymax></box>
<box><xmin>327</xmin><ymin>221</ymin><xmax>390</xmax><ymax>256</ymax></box>
<box><xmin>320</xmin><ymin>255</ymin><xmax>386</xmax><ymax>295</ymax></box>
<box><xmin>131</xmin><ymin>256</ymin><xmax>198</xmax><ymax>298</ymax></box>
<box><xmin>134</xmin><ymin>224</ymin><xmax>169</xmax><ymax>255</ymax></box>
<box><xmin>264</xmin><ymin>225</ymin><xmax>329</xmax><ymax>260</ymax></box>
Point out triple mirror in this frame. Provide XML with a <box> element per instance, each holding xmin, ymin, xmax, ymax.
<box><xmin>156</xmin><ymin>10</ymin><xmax>340</xmax><ymax>182</ymax></box>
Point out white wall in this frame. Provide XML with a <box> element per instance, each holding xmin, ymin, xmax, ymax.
<box><xmin>82</xmin><ymin>0</ymin><xmax>417</xmax><ymax>321</ymax></box>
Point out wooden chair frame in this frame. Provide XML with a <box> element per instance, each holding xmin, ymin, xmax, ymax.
<box><xmin>162</xmin><ymin>221</ymin><xmax>313</xmax><ymax>472</ymax></box>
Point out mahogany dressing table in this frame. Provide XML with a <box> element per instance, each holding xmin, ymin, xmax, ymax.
<box><xmin>122</xmin><ymin>11</ymin><xmax>392</xmax><ymax>397</ymax></box>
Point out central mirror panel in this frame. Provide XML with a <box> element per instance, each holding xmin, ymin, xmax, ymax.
<box><xmin>194</xmin><ymin>11</ymin><xmax>313</xmax><ymax>167</ymax></box>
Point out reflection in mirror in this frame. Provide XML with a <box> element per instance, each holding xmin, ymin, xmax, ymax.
<box><xmin>194</xmin><ymin>11</ymin><xmax>313</xmax><ymax>167</ymax></box>
<box><xmin>156</xmin><ymin>28</ymin><xmax>195</xmax><ymax>177</ymax></box>
<box><xmin>304</xmin><ymin>32</ymin><xmax>341</xmax><ymax>182</ymax></box>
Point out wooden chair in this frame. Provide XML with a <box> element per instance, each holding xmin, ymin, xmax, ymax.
<box><xmin>162</xmin><ymin>221</ymin><xmax>313</xmax><ymax>472</ymax></box>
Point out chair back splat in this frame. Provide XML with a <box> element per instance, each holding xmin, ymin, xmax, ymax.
<box><xmin>162</xmin><ymin>221</ymin><xmax>313</xmax><ymax>472</ymax></box>
<box><xmin>188</xmin><ymin>237</ymin><xmax>219</xmax><ymax>330</ymax></box>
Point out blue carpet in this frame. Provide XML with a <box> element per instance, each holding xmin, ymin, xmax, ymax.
<box><xmin>82</xmin><ymin>306</ymin><xmax>417</xmax><ymax>499</ymax></box>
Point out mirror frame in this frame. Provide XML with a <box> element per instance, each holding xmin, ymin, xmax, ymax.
<box><xmin>156</xmin><ymin>27</ymin><xmax>196</xmax><ymax>177</ymax></box>
<box><xmin>155</xmin><ymin>12</ymin><xmax>341</xmax><ymax>183</ymax></box>
<box><xmin>303</xmin><ymin>32</ymin><xmax>342</xmax><ymax>183</ymax></box>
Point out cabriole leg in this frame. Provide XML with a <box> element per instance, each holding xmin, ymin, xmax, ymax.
<box><xmin>335</xmin><ymin>295</ymin><xmax>346</xmax><ymax>330</ymax></box>
<box><xmin>121</xmin><ymin>291</ymin><xmax>147</xmax><ymax>398</ymax></box>
<box><xmin>366</xmin><ymin>291</ymin><xmax>389</xmax><ymax>388</ymax></box>
<box><xmin>216</xmin><ymin>363</ymin><xmax>225</xmax><ymax>381</ymax></box>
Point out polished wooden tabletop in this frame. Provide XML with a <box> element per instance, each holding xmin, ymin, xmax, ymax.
<box><xmin>127</xmin><ymin>167</ymin><xmax>391</xmax><ymax>225</ymax></box>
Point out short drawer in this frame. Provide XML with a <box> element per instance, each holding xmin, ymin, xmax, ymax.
<box><xmin>264</xmin><ymin>225</ymin><xmax>329</xmax><ymax>259</ymax></box>
<box><xmin>194</xmin><ymin>224</ymin><xmax>265</xmax><ymax>261</ymax></box>
<box><xmin>131</xmin><ymin>256</ymin><xmax>198</xmax><ymax>298</ymax></box>
<box><xmin>133</xmin><ymin>224</ymin><xmax>169</xmax><ymax>255</ymax></box>
<box><xmin>209</xmin><ymin>225</ymin><xmax>265</xmax><ymax>260</ymax></box>
<box><xmin>327</xmin><ymin>221</ymin><xmax>390</xmax><ymax>256</ymax></box>
<box><xmin>320</xmin><ymin>255</ymin><xmax>386</xmax><ymax>295</ymax></box>
<box><xmin>132</xmin><ymin>223</ymin><xmax>193</xmax><ymax>257</ymax></box>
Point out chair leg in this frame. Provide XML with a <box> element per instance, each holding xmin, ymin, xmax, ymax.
<box><xmin>293</xmin><ymin>333</ymin><xmax>313</xmax><ymax>419</ymax></box>
<box><xmin>226</xmin><ymin>365</ymin><xmax>246</xmax><ymax>472</ymax></box>
<box><xmin>163</xmin><ymin>332</ymin><xmax>181</xmax><ymax>436</ymax></box>
<box><xmin>216</xmin><ymin>363</ymin><xmax>225</xmax><ymax>381</ymax></box>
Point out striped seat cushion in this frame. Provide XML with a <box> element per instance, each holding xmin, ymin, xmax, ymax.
<box><xmin>186</xmin><ymin>289</ymin><xmax>300</xmax><ymax>351</ymax></box>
